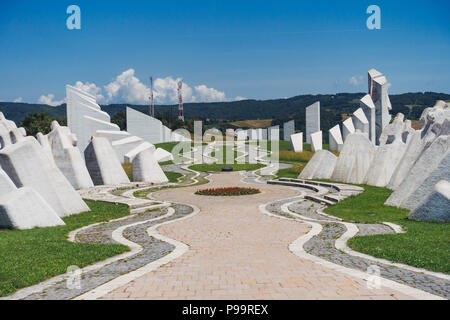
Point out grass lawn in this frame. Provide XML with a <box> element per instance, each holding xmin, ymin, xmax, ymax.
<box><xmin>210</xmin><ymin>146</ymin><xmax>242</xmax><ymax>163</ymax></box>
<box><xmin>0</xmin><ymin>200</ymin><xmax>130</xmax><ymax>297</ymax></box>
<box><xmin>275</xmin><ymin>163</ymin><xmax>306</xmax><ymax>179</ymax></box>
<box><xmin>189</xmin><ymin>163</ymin><xmax>265</xmax><ymax>172</ymax></box>
<box><xmin>122</xmin><ymin>162</ymin><xmax>132</xmax><ymax>181</ymax></box>
<box><xmin>324</xmin><ymin>184</ymin><xmax>450</xmax><ymax>274</ymax></box>
<box><xmin>165</xmin><ymin>171</ymin><xmax>183</xmax><ymax>183</ymax></box>
<box><xmin>154</xmin><ymin>142</ymin><xmax>180</xmax><ymax>152</ymax></box>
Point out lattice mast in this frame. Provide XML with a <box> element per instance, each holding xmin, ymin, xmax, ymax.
<box><xmin>149</xmin><ymin>76</ymin><xmax>155</xmax><ymax>117</ymax></box>
<box><xmin>177</xmin><ymin>81</ymin><xmax>184</xmax><ymax>121</ymax></box>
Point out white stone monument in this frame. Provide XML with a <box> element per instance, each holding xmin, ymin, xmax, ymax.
<box><xmin>331</xmin><ymin>132</ymin><xmax>376</xmax><ymax>184</ymax></box>
<box><xmin>0</xmin><ymin>136</ymin><xmax>90</xmax><ymax>217</ymax></box>
<box><xmin>310</xmin><ymin>131</ymin><xmax>322</xmax><ymax>152</ymax></box>
<box><xmin>306</xmin><ymin>101</ymin><xmax>320</xmax><ymax>144</ymax></box>
<box><xmin>328</xmin><ymin>125</ymin><xmax>343</xmax><ymax>152</ymax></box>
<box><xmin>385</xmin><ymin>135</ymin><xmax>449</xmax><ymax>210</ymax></box>
<box><xmin>299</xmin><ymin>150</ymin><xmax>337</xmax><ymax>180</ymax></box>
<box><xmin>268</xmin><ymin>126</ymin><xmax>279</xmax><ymax>141</ymax></box>
<box><xmin>290</xmin><ymin>132</ymin><xmax>303</xmax><ymax>152</ymax></box>
<box><xmin>368</xmin><ymin>69</ymin><xmax>392</xmax><ymax>144</ymax></box>
<box><xmin>84</xmin><ymin>137</ymin><xmax>130</xmax><ymax>185</ymax></box>
<box><xmin>132</xmin><ymin>149</ymin><xmax>168</xmax><ymax>184</ymax></box>
<box><xmin>66</xmin><ymin>85</ymin><xmax>120</xmax><ymax>153</ymax></box>
<box><xmin>342</xmin><ymin>118</ymin><xmax>355</xmax><ymax>142</ymax></box>
<box><xmin>360</xmin><ymin>94</ymin><xmax>376</xmax><ymax>144</ymax></box>
<box><xmin>283</xmin><ymin>120</ymin><xmax>295</xmax><ymax>141</ymax></box>
<box><xmin>408</xmin><ymin>180</ymin><xmax>450</xmax><ymax>223</ymax></box>
<box><xmin>46</xmin><ymin>121</ymin><xmax>94</xmax><ymax>190</ymax></box>
<box><xmin>237</xmin><ymin>130</ymin><xmax>248</xmax><ymax>141</ymax></box>
<box><xmin>352</xmin><ymin>108</ymin><xmax>370</xmax><ymax>139</ymax></box>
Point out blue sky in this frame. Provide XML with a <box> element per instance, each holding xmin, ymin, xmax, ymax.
<box><xmin>0</xmin><ymin>0</ymin><xmax>449</xmax><ymax>105</ymax></box>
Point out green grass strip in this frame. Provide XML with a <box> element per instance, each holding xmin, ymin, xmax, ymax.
<box><xmin>324</xmin><ymin>184</ymin><xmax>450</xmax><ymax>273</ymax></box>
<box><xmin>0</xmin><ymin>200</ymin><xmax>130</xmax><ymax>297</ymax></box>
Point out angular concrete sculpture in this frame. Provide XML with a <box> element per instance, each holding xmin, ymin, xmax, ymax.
<box><xmin>36</xmin><ymin>132</ymin><xmax>56</xmax><ymax>164</ymax></box>
<box><xmin>226</xmin><ymin>128</ymin><xmax>235</xmax><ymax>137</ymax></box>
<box><xmin>124</xmin><ymin>141</ymin><xmax>155</xmax><ymax>163</ymax></box>
<box><xmin>360</xmin><ymin>94</ymin><xmax>376</xmax><ymax>144</ymax></box>
<box><xmin>342</xmin><ymin>118</ymin><xmax>355</xmax><ymax>142</ymax></box>
<box><xmin>47</xmin><ymin>121</ymin><xmax>94</xmax><ymax>190</ymax></box>
<box><xmin>248</xmin><ymin>129</ymin><xmax>257</xmax><ymax>140</ymax></box>
<box><xmin>126</xmin><ymin>107</ymin><xmax>164</xmax><ymax>144</ymax></box>
<box><xmin>328</xmin><ymin>125</ymin><xmax>343</xmax><ymax>152</ymax></box>
<box><xmin>283</xmin><ymin>120</ymin><xmax>295</xmax><ymax>141</ymax></box>
<box><xmin>0</xmin><ymin>168</ymin><xmax>18</xmax><ymax>195</ymax></box>
<box><xmin>0</xmin><ymin>112</ymin><xmax>22</xmax><ymax>149</ymax></box>
<box><xmin>385</xmin><ymin>135</ymin><xmax>449</xmax><ymax>209</ymax></box>
<box><xmin>268</xmin><ymin>126</ymin><xmax>279</xmax><ymax>141</ymax></box>
<box><xmin>306</xmin><ymin>101</ymin><xmax>320</xmax><ymax>144</ymax></box>
<box><xmin>0</xmin><ymin>186</ymin><xmax>65</xmax><ymax>230</ymax></box>
<box><xmin>256</xmin><ymin>128</ymin><xmax>263</xmax><ymax>140</ymax></box>
<box><xmin>154</xmin><ymin>147</ymin><xmax>174</xmax><ymax>163</ymax></box>
<box><xmin>401</xmin><ymin>151</ymin><xmax>450</xmax><ymax>210</ymax></box>
<box><xmin>111</xmin><ymin>135</ymin><xmax>146</xmax><ymax>162</ymax></box>
<box><xmin>365</xmin><ymin>114</ymin><xmax>413</xmax><ymax>187</ymax></box>
<box><xmin>95</xmin><ymin>130</ymin><xmax>131</xmax><ymax>142</ymax></box>
<box><xmin>237</xmin><ymin>130</ymin><xmax>247</xmax><ymax>141</ymax></box>
<box><xmin>132</xmin><ymin>148</ymin><xmax>169</xmax><ymax>184</ymax></box>
<box><xmin>290</xmin><ymin>132</ymin><xmax>303</xmax><ymax>152</ymax></box>
<box><xmin>84</xmin><ymin>137</ymin><xmax>130</xmax><ymax>185</ymax></box>
<box><xmin>352</xmin><ymin>108</ymin><xmax>370</xmax><ymax>139</ymax></box>
<box><xmin>310</xmin><ymin>131</ymin><xmax>322</xmax><ymax>152</ymax></box>
<box><xmin>408</xmin><ymin>180</ymin><xmax>450</xmax><ymax>223</ymax></box>
<box><xmin>0</xmin><ymin>137</ymin><xmax>90</xmax><ymax>217</ymax></box>
<box><xmin>368</xmin><ymin>69</ymin><xmax>392</xmax><ymax>144</ymax></box>
<box><xmin>387</xmin><ymin>101</ymin><xmax>450</xmax><ymax>190</ymax></box>
<box><xmin>331</xmin><ymin>132</ymin><xmax>376</xmax><ymax>184</ymax></box>
<box><xmin>66</xmin><ymin>85</ymin><xmax>120</xmax><ymax>152</ymax></box>
<box><xmin>299</xmin><ymin>150</ymin><xmax>337</xmax><ymax>180</ymax></box>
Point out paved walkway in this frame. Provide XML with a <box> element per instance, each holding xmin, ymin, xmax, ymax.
<box><xmin>104</xmin><ymin>172</ymin><xmax>414</xmax><ymax>300</ymax></box>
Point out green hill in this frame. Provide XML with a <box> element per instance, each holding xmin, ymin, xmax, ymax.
<box><xmin>1</xmin><ymin>92</ymin><xmax>448</xmax><ymax>136</ymax></box>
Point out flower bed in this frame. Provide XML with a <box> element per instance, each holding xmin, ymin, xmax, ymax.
<box><xmin>195</xmin><ymin>187</ymin><xmax>260</xmax><ymax>196</ymax></box>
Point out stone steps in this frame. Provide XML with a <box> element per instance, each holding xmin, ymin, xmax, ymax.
<box><xmin>270</xmin><ymin>178</ymin><xmax>364</xmax><ymax>206</ymax></box>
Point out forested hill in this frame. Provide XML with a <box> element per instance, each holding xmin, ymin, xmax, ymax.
<box><xmin>1</xmin><ymin>92</ymin><xmax>449</xmax><ymax>125</ymax></box>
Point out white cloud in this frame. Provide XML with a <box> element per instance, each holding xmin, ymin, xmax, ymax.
<box><xmin>234</xmin><ymin>96</ymin><xmax>247</xmax><ymax>101</ymax></box>
<box><xmin>13</xmin><ymin>97</ymin><xmax>23</xmax><ymax>103</ymax></box>
<box><xmin>38</xmin><ymin>94</ymin><xmax>65</xmax><ymax>106</ymax></box>
<box><xmin>73</xmin><ymin>81</ymin><xmax>105</xmax><ymax>103</ymax></box>
<box><xmin>349</xmin><ymin>75</ymin><xmax>364</xmax><ymax>86</ymax></box>
<box><xmin>104</xmin><ymin>69</ymin><xmax>150</xmax><ymax>104</ymax></box>
<box><xmin>194</xmin><ymin>85</ymin><xmax>226</xmax><ymax>102</ymax></box>
<box><xmin>35</xmin><ymin>69</ymin><xmax>229</xmax><ymax>106</ymax></box>
<box><xmin>153</xmin><ymin>76</ymin><xmax>194</xmax><ymax>104</ymax></box>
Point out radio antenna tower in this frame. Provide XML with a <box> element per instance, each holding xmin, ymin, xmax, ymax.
<box><xmin>149</xmin><ymin>76</ymin><xmax>155</xmax><ymax>117</ymax></box>
<box><xmin>177</xmin><ymin>81</ymin><xmax>184</xmax><ymax>121</ymax></box>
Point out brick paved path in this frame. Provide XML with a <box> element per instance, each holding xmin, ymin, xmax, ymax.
<box><xmin>105</xmin><ymin>172</ymin><xmax>414</xmax><ymax>300</ymax></box>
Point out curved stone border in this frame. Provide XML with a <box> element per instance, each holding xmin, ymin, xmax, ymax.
<box><xmin>333</xmin><ymin>218</ymin><xmax>449</xmax><ymax>281</ymax></box>
<box><xmin>2</xmin><ymin>207</ymin><xmax>174</xmax><ymax>300</ymax></box>
<box><xmin>74</xmin><ymin>203</ymin><xmax>201</xmax><ymax>300</ymax></box>
<box><xmin>260</xmin><ymin>200</ymin><xmax>444</xmax><ymax>300</ymax></box>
